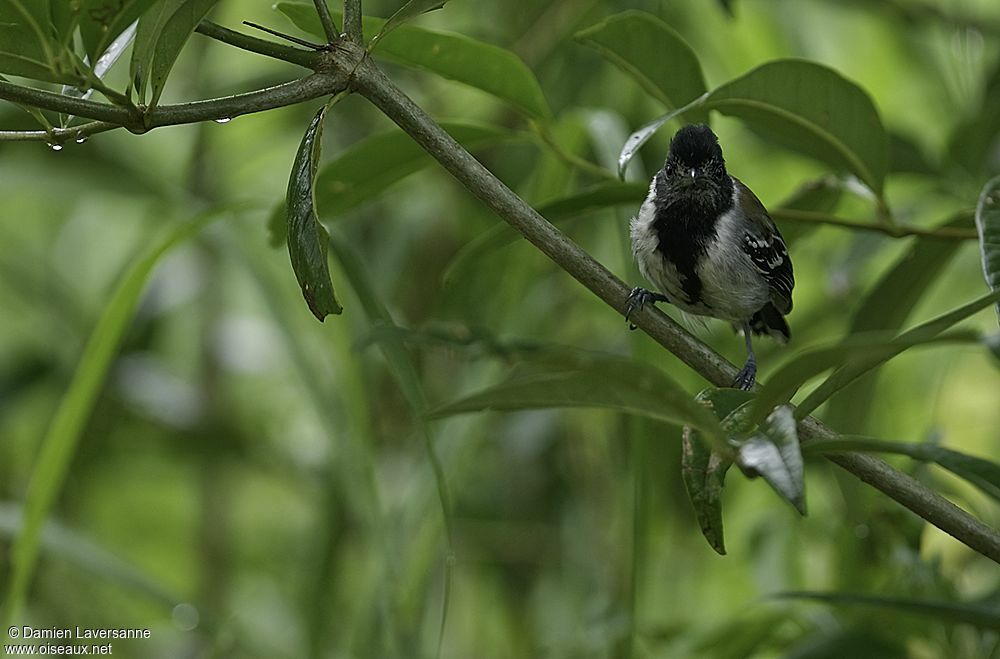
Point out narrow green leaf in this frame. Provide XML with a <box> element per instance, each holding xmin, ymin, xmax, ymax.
<box><xmin>370</xmin><ymin>0</ymin><xmax>448</xmax><ymax>48</ymax></box>
<box><xmin>286</xmin><ymin>104</ymin><xmax>342</xmax><ymax>321</ymax></box>
<box><xmin>618</xmin><ymin>60</ymin><xmax>888</xmax><ymax>194</ymax></box>
<box><xmin>443</xmin><ymin>182</ymin><xmax>648</xmax><ymax>285</ymax></box>
<box><xmin>131</xmin><ymin>0</ymin><xmax>184</xmax><ymax>104</ymax></box>
<box><xmin>737</xmin><ymin>406</ymin><xmax>806</xmax><ymax>514</ymax></box>
<box><xmin>803</xmin><ymin>436</ymin><xmax>1000</xmax><ymax>502</ymax></box>
<box><xmin>426</xmin><ymin>352</ymin><xmax>729</xmax><ymax>448</ymax></box>
<box><xmin>79</xmin><ymin>0</ymin><xmax>161</xmax><ymax>63</ymax></box>
<box><xmin>315</xmin><ymin>122</ymin><xmax>518</xmax><ymax>216</ymax></box>
<box><xmin>773</xmin><ymin>592</ymin><xmax>1000</xmax><ymax>631</ymax></box>
<box><xmin>0</xmin><ymin>208</ymin><xmax>227</xmax><ymax>629</ymax></box>
<box><xmin>975</xmin><ymin>175</ymin><xmax>1000</xmax><ymax>325</ymax></box>
<box><xmin>797</xmin><ymin>291</ymin><xmax>1000</xmax><ymax>420</ymax></box>
<box><xmin>681</xmin><ymin>388</ymin><xmax>753</xmax><ymax>555</ymax></box>
<box><xmin>147</xmin><ymin>0</ymin><xmax>220</xmax><ymax>109</ymax></box>
<box><xmin>575</xmin><ymin>11</ymin><xmax>707</xmax><ymax>118</ymax></box>
<box><xmin>276</xmin><ymin>3</ymin><xmax>551</xmax><ymax>119</ymax></box>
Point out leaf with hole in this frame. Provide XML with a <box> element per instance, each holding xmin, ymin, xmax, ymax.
<box><xmin>575</xmin><ymin>11</ymin><xmax>706</xmax><ymax>120</ymax></box>
<box><xmin>975</xmin><ymin>175</ymin><xmax>1000</xmax><ymax>325</ymax></box>
<box><xmin>286</xmin><ymin>104</ymin><xmax>342</xmax><ymax>321</ymax></box>
<box><xmin>276</xmin><ymin>3</ymin><xmax>550</xmax><ymax>119</ymax></box>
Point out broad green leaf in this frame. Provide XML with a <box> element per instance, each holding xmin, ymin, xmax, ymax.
<box><xmin>370</xmin><ymin>0</ymin><xmax>448</xmax><ymax>48</ymax></box>
<box><xmin>737</xmin><ymin>406</ymin><xmax>806</xmax><ymax>514</ymax></box>
<box><xmin>276</xmin><ymin>3</ymin><xmax>550</xmax><ymax>119</ymax></box>
<box><xmin>147</xmin><ymin>0</ymin><xmax>220</xmax><ymax>108</ymax></box>
<box><xmin>821</xmin><ymin>212</ymin><xmax>972</xmax><ymax>431</ymax></box>
<box><xmin>773</xmin><ymin>592</ymin><xmax>1000</xmax><ymax>631</ymax></box>
<box><xmin>575</xmin><ymin>11</ymin><xmax>706</xmax><ymax>118</ymax></box>
<box><xmin>0</xmin><ymin>1</ymin><xmax>75</xmax><ymax>83</ymax></box>
<box><xmin>803</xmin><ymin>436</ymin><xmax>1000</xmax><ymax>502</ymax></box>
<box><xmin>681</xmin><ymin>388</ymin><xmax>752</xmax><ymax>555</ymax></box>
<box><xmin>426</xmin><ymin>352</ymin><xmax>729</xmax><ymax>448</ymax></box>
<box><xmin>975</xmin><ymin>175</ymin><xmax>1000</xmax><ymax>324</ymax></box>
<box><xmin>315</xmin><ymin>122</ymin><xmax>519</xmax><ymax>217</ymax></box>
<box><xmin>443</xmin><ymin>182</ymin><xmax>648</xmax><ymax>285</ymax></box>
<box><xmin>618</xmin><ymin>60</ymin><xmax>888</xmax><ymax>195</ymax></box>
<box><xmin>131</xmin><ymin>0</ymin><xmax>185</xmax><ymax>104</ymax></box>
<box><xmin>286</xmin><ymin>104</ymin><xmax>342</xmax><ymax>321</ymax></box>
<box><xmin>78</xmin><ymin>0</ymin><xmax>161</xmax><ymax>62</ymax></box>
<box><xmin>0</xmin><ymin>208</ymin><xmax>227</xmax><ymax>629</ymax></box>
<box><xmin>798</xmin><ymin>290</ymin><xmax>1000</xmax><ymax>420</ymax></box>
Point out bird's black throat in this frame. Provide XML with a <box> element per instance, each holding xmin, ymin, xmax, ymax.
<box><xmin>652</xmin><ymin>177</ymin><xmax>734</xmax><ymax>306</ymax></box>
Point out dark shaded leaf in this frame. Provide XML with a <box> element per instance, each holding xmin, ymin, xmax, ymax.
<box><xmin>803</xmin><ymin>436</ymin><xmax>1000</xmax><ymax>502</ymax></box>
<box><xmin>737</xmin><ymin>406</ymin><xmax>806</xmax><ymax>514</ymax></box>
<box><xmin>147</xmin><ymin>0</ymin><xmax>220</xmax><ymax>108</ymax></box>
<box><xmin>0</xmin><ymin>1</ymin><xmax>75</xmax><ymax>83</ymax></box>
<box><xmin>277</xmin><ymin>3</ymin><xmax>550</xmax><ymax>119</ymax></box>
<box><xmin>371</xmin><ymin>0</ymin><xmax>448</xmax><ymax>47</ymax></box>
<box><xmin>131</xmin><ymin>0</ymin><xmax>185</xmax><ymax>104</ymax></box>
<box><xmin>975</xmin><ymin>175</ymin><xmax>1000</xmax><ymax>324</ymax></box>
<box><xmin>575</xmin><ymin>11</ymin><xmax>707</xmax><ymax>118</ymax></box>
<box><xmin>286</xmin><ymin>104</ymin><xmax>342</xmax><ymax>321</ymax></box>
<box><xmin>78</xmin><ymin>0</ymin><xmax>161</xmax><ymax>62</ymax></box>
<box><xmin>774</xmin><ymin>592</ymin><xmax>1000</xmax><ymax>631</ymax></box>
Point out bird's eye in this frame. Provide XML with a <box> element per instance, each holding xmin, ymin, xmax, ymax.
<box><xmin>665</xmin><ymin>163</ymin><xmax>675</xmax><ymax>176</ymax></box>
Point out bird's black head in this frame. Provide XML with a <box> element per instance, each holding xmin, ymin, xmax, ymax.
<box><xmin>655</xmin><ymin>124</ymin><xmax>733</xmax><ymax>217</ymax></box>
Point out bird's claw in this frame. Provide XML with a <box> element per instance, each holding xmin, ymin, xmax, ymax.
<box><xmin>732</xmin><ymin>362</ymin><xmax>757</xmax><ymax>391</ymax></box>
<box><xmin>625</xmin><ymin>287</ymin><xmax>660</xmax><ymax>330</ymax></box>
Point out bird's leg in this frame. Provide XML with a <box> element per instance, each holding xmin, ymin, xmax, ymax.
<box><xmin>625</xmin><ymin>287</ymin><xmax>669</xmax><ymax>330</ymax></box>
<box><xmin>732</xmin><ymin>323</ymin><xmax>757</xmax><ymax>390</ymax></box>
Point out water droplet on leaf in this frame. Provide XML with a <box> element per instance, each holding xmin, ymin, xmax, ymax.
<box><xmin>75</xmin><ymin>135</ymin><xmax>88</xmax><ymax>145</ymax></box>
<box><xmin>47</xmin><ymin>142</ymin><xmax>63</xmax><ymax>151</ymax></box>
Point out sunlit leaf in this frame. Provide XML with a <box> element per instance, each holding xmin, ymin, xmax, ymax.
<box><xmin>975</xmin><ymin>175</ymin><xmax>1000</xmax><ymax>325</ymax></box>
<box><xmin>575</xmin><ymin>11</ymin><xmax>707</xmax><ymax>118</ymax></box>
<box><xmin>803</xmin><ymin>436</ymin><xmax>1000</xmax><ymax>502</ymax></box>
<box><xmin>773</xmin><ymin>592</ymin><xmax>1000</xmax><ymax>631</ymax></box>
<box><xmin>147</xmin><ymin>0</ymin><xmax>220</xmax><ymax>108</ymax></box>
<box><xmin>737</xmin><ymin>406</ymin><xmax>805</xmax><ymax>514</ymax></box>
<box><xmin>276</xmin><ymin>3</ymin><xmax>550</xmax><ymax>119</ymax></box>
<box><xmin>0</xmin><ymin>207</ymin><xmax>228</xmax><ymax>628</ymax></box>
<box><xmin>618</xmin><ymin>60</ymin><xmax>888</xmax><ymax>194</ymax></box>
<box><xmin>370</xmin><ymin>0</ymin><xmax>448</xmax><ymax>48</ymax></box>
<box><xmin>286</xmin><ymin>104</ymin><xmax>342</xmax><ymax>321</ymax></box>
<box><xmin>797</xmin><ymin>291</ymin><xmax>1000</xmax><ymax>420</ymax></box>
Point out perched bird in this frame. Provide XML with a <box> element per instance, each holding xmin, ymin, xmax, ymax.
<box><xmin>625</xmin><ymin>124</ymin><xmax>794</xmax><ymax>390</ymax></box>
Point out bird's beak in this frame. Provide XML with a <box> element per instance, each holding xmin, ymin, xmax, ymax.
<box><xmin>688</xmin><ymin>167</ymin><xmax>697</xmax><ymax>180</ymax></box>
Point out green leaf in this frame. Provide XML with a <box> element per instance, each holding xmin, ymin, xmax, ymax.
<box><xmin>276</xmin><ymin>3</ymin><xmax>550</xmax><ymax>119</ymax></box>
<box><xmin>681</xmin><ymin>388</ymin><xmax>753</xmax><ymax>555</ymax></box>
<box><xmin>803</xmin><ymin>436</ymin><xmax>1000</xmax><ymax>502</ymax></box>
<box><xmin>147</xmin><ymin>0</ymin><xmax>220</xmax><ymax>108</ymax></box>
<box><xmin>797</xmin><ymin>291</ymin><xmax>1000</xmax><ymax>420</ymax></box>
<box><xmin>315</xmin><ymin>121</ymin><xmax>518</xmax><ymax>217</ymax></box>
<box><xmin>975</xmin><ymin>175</ymin><xmax>1000</xmax><ymax>325</ymax></box>
<box><xmin>286</xmin><ymin>104</ymin><xmax>342</xmax><ymax>321</ymax></box>
<box><xmin>773</xmin><ymin>592</ymin><xmax>1000</xmax><ymax>631</ymax></box>
<box><xmin>0</xmin><ymin>1</ymin><xmax>74</xmax><ymax>83</ymax></box>
<box><xmin>618</xmin><ymin>60</ymin><xmax>888</xmax><ymax>195</ymax></box>
<box><xmin>370</xmin><ymin>0</ymin><xmax>448</xmax><ymax>48</ymax></box>
<box><xmin>443</xmin><ymin>182</ymin><xmax>648</xmax><ymax>285</ymax></box>
<box><xmin>616</xmin><ymin>96</ymin><xmax>706</xmax><ymax>179</ymax></box>
<box><xmin>575</xmin><ymin>11</ymin><xmax>706</xmax><ymax>117</ymax></box>
<box><xmin>0</xmin><ymin>208</ymin><xmax>227</xmax><ymax>629</ymax></box>
<box><xmin>78</xmin><ymin>0</ymin><xmax>161</xmax><ymax>62</ymax></box>
<box><xmin>426</xmin><ymin>352</ymin><xmax>729</xmax><ymax>448</ymax></box>
<box><xmin>771</xmin><ymin>176</ymin><xmax>844</xmax><ymax>244</ymax></box>
<box><xmin>737</xmin><ymin>406</ymin><xmax>806</xmax><ymax>514</ymax></box>
<box><xmin>131</xmin><ymin>0</ymin><xmax>185</xmax><ymax>104</ymax></box>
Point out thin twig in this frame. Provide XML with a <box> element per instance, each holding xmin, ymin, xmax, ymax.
<box><xmin>196</xmin><ymin>21</ymin><xmax>321</xmax><ymax>67</ymax></box>
<box><xmin>314</xmin><ymin>0</ymin><xmax>341</xmax><ymax>42</ymax></box>
<box><xmin>347</xmin><ymin>49</ymin><xmax>1000</xmax><ymax>564</ymax></box>
<box><xmin>343</xmin><ymin>0</ymin><xmax>363</xmax><ymax>43</ymax></box>
<box><xmin>242</xmin><ymin>21</ymin><xmax>326</xmax><ymax>51</ymax></box>
<box><xmin>772</xmin><ymin>208</ymin><xmax>978</xmax><ymax>241</ymax></box>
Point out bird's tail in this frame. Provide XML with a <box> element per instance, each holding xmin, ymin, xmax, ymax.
<box><xmin>749</xmin><ymin>303</ymin><xmax>790</xmax><ymax>343</ymax></box>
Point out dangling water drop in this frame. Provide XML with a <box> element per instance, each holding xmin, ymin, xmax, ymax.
<box><xmin>214</xmin><ymin>117</ymin><xmax>231</xmax><ymax>124</ymax></box>
<box><xmin>75</xmin><ymin>134</ymin><xmax>88</xmax><ymax>144</ymax></box>
<box><xmin>47</xmin><ymin>142</ymin><xmax>63</xmax><ymax>151</ymax></box>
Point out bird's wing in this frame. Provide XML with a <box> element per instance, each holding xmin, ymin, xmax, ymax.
<box><xmin>734</xmin><ymin>178</ymin><xmax>794</xmax><ymax>314</ymax></box>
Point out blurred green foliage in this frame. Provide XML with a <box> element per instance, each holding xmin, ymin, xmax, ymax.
<box><xmin>1</xmin><ymin>1</ymin><xmax>1000</xmax><ymax>657</ymax></box>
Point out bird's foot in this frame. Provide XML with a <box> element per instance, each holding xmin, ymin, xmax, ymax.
<box><xmin>625</xmin><ymin>287</ymin><xmax>668</xmax><ymax>330</ymax></box>
<box><xmin>732</xmin><ymin>359</ymin><xmax>757</xmax><ymax>391</ymax></box>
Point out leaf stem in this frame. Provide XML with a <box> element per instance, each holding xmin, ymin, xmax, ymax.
<box><xmin>314</xmin><ymin>0</ymin><xmax>341</xmax><ymax>42</ymax></box>
<box><xmin>772</xmin><ymin>208</ymin><xmax>978</xmax><ymax>240</ymax></box>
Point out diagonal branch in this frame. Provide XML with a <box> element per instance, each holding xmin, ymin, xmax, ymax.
<box><xmin>343</xmin><ymin>0</ymin><xmax>364</xmax><ymax>43</ymax></box>
<box><xmin>345</xmin><ymin>48</ymin><xmax>1000</xmax><ymax>564</ymax></box>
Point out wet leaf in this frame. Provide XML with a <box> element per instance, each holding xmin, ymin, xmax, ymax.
<box><xmin>975</xmin><ymin>175</ymin><xmax>1000</xmax><ymax>325</ymax></box>
<box><xmin>737</xmin><ymin>405</ymin><xmax>806</xmax><ymax>515</ymax></box>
